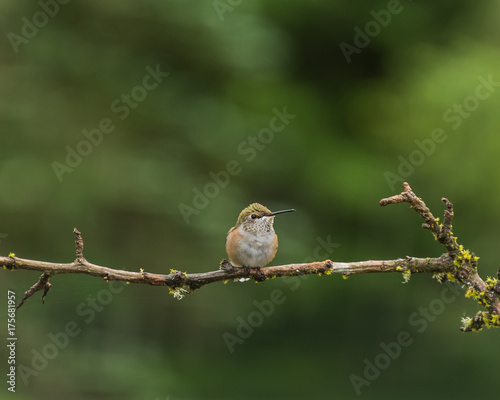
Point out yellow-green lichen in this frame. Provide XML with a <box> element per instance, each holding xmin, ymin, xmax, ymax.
<box><xmin>432</xmin><ymin>272</ymin><xmax>446</xmax><ymax>283</ymax></box>
<box><xmin>453</xmin><ymin>245</ymin><xmax>479</xmax><ymax>270</ymax></box>
<box><xmin>482</xmin><ymin>312</ymin><xmax>500</xmax><ymax>328</ymax></box>
<box><xmin>461</xmin><ymin>316</ymin><xmax>472</xmax><ymax>331</ymax></box>
<box><xmin>465</xmin><ymin>288</ymin><xmax>480</xmax><ymax>300</ymax></box>
<box><xmin>169</xmin><ymin>286</ymin><xmax>189</xmax><ymax>300</ymax></box>
<box><xmin>402</xmin><ymin>270</ymin><xmax>411</xmax><ymax>284</ymax></box>
<box><xmin>485</xmin><ymin>276</ymin><xmax>498</xmax><ymax>288</ymax></box>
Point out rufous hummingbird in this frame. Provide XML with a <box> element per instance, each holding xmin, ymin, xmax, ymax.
<box><xmin>225</xmin><ymin>203</ymin><xmax>295</xmax><ymax>269</ymax></box>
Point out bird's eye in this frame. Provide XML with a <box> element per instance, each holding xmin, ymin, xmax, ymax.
<box><xmin>251</xmin><ymin>214</ymin><xmax>257</xmax><ymax>219</ymax></box>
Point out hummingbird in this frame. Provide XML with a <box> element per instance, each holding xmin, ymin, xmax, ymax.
<box><xmin>225</xmin><ymin>203</ymin><xmax>295</xmax><ymax>269</ymax></box>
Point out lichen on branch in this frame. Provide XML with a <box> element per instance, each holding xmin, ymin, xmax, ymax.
<box><xmin>2</xmin><ymin>182</ymin><xmax>500</xmax><ymax>332</ymax></box>
<box><xmin>380</xmin><ymin>182</ymin><xmax>500</xmax><ymax>332</ymax></box>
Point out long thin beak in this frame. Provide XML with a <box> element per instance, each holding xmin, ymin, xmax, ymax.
<box><xmin>267</xmin><ymin>208</ymin><xmax>295</xmax><ymax>216</ymax></box>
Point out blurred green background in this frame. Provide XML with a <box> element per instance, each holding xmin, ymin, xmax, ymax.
<box><xmin>1</xmin><ymin>1</ymin><xmax>500</xmax><ymax>399</ymax></box>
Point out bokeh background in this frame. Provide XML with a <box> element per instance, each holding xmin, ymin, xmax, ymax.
<box><xmin>1</xmin><ymin>1</ymin><xmax>500</xmax><ymax>399</ymax></box>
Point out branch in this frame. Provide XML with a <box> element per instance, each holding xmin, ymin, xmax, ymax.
<box><xmin>74</xmin><ymin>227</ymin><xmax>84</xmax><ymax>260</ymax></box>
<box><xmin>15</xmin><ymin>272</ymin><xmax>52</xmax><ymax>310</ymax></box>
<box><xmin>1</xmin><ymin>253</ymin><xmax>450</xmax><ymax>300</ymax></box>
<box><xmin>380</xmin><ymin>182</ymin><xmax>500</xmax><ymax>331</ymax></box>
<box><xmin>3</xmin><ymin>183</ymin><xmax>499</xmax><ymax>332</ymax></box>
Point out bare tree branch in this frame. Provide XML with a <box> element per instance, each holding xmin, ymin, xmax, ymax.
<box><xmin>3</xmin><ymin>182</ymin><xmax>499</xmax><ymax>332</ymax></box>
<box><xmin>74</xmin><ymin>227</ymin><xmax>84</xmax><ymax>261</ymax></box>
<box><xmin>15</xmin><ymin>272</ymin><xmax>52</xmax><ymax>310</ymax></box>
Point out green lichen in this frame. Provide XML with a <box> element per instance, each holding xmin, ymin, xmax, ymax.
<box><xmin>465</xmin><ymin>288</ymin><xmax>480</xmax><ymax>300</ymax></box>
<box><xmin>169</xmin><ymin>286</ymin><xmax>190</xmax><ymax>300</ymax></box>
<box><xmin>482</xmin><ymin>312</ymin><xmax>500</xmax><ymax>328</ymax></box>
<box><xmin>461</xmin><ymin>316</ymin><xmax>472</xmax><ymax>331</ymax></box>
<box><xmin>402</xmin><ymin>270</ymin><xmax>411</xmax><ymax>284</ymax></box>
<box><xmin>452</xmin><ymin>244</ymin><xmax>479</xmax><ymax>270</ymax></box>
<box><xmin>485</xmin><ymin>276</ymin><xmax>498</xmax><ymax>289</ymax></box>
<box><xmin>432</xmin><ymin>272</ymin><xmax>447</xmax><ymax>283</ymax></box>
